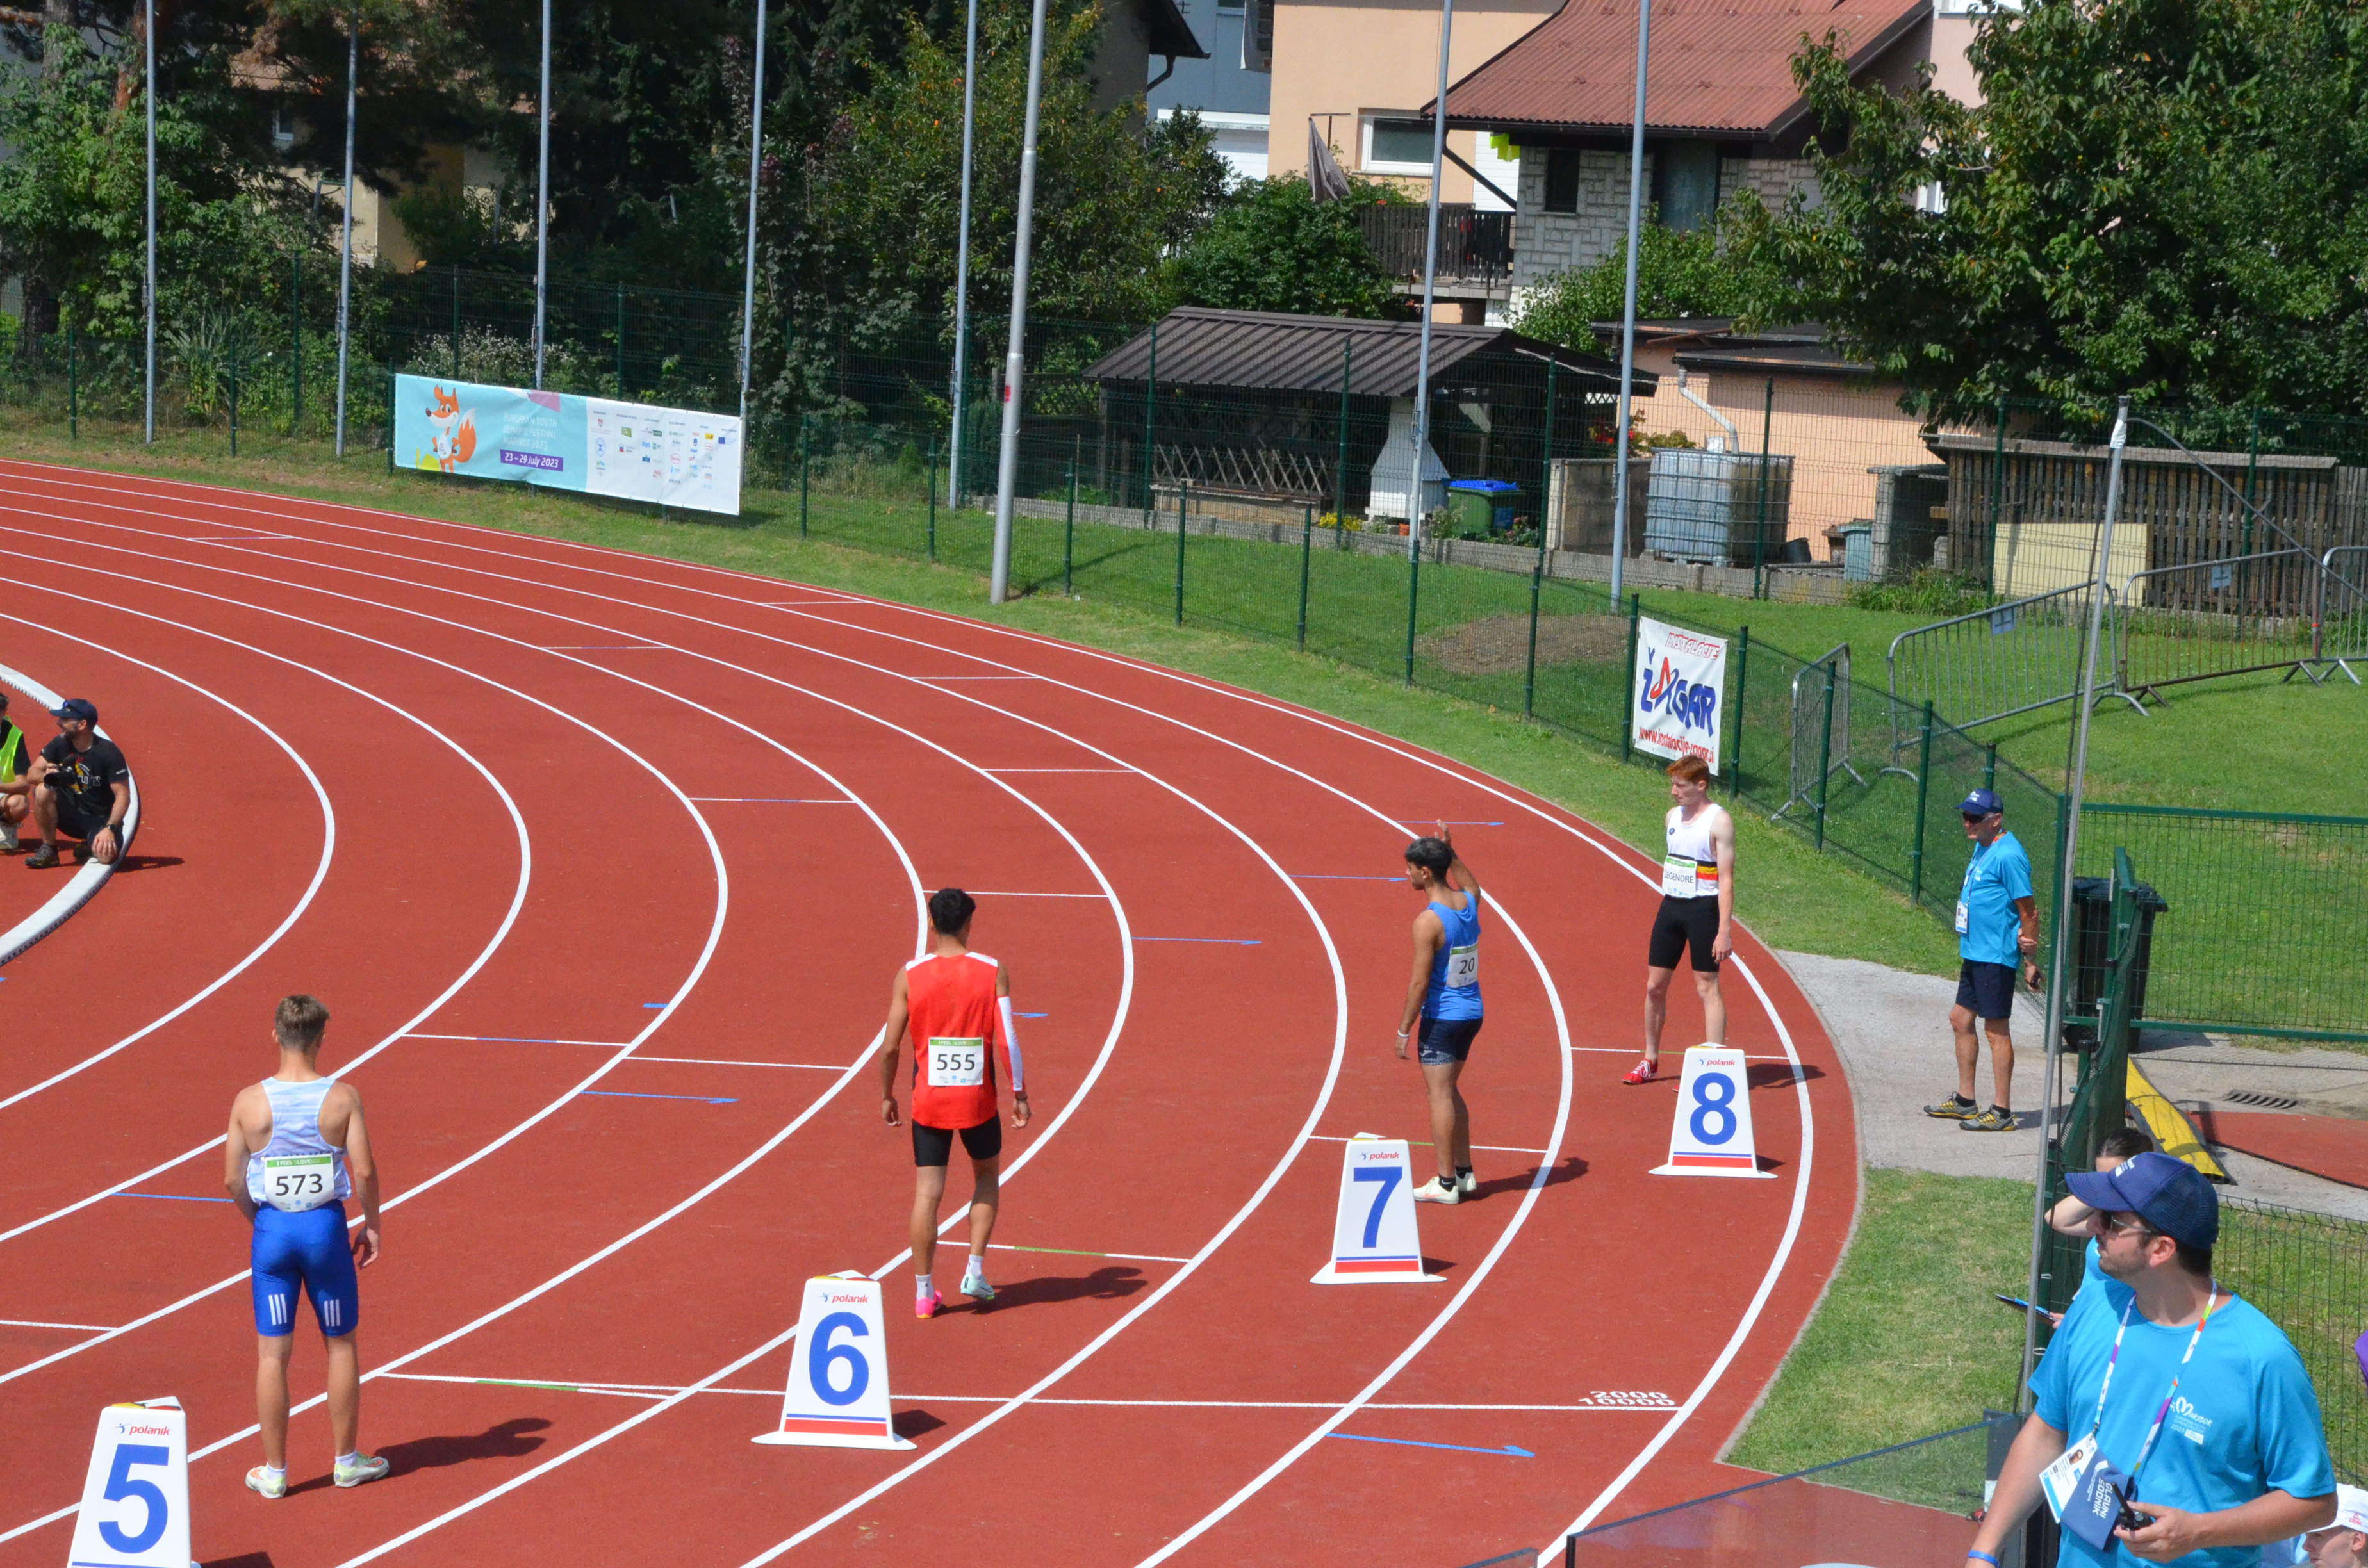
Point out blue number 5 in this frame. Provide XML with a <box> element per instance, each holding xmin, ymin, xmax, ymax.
<box><xmin>98</xmin><ymin>1442</ymin><xmax>171</xmax><ymax>1554</ymax></box>
<box><xmin>1352</xmin><ymin>1166</ymin><xmax>1402</xmax><ymax>1249</ymax></box>
<box><xmin>808</xmin><ymin>1311</ymin><xmax>871</xmax><ymax>1408</ymax></box>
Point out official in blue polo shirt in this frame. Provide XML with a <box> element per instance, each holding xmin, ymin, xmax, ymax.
<box><xmin>1925</xmin><ymin>788</ymin><xmax>2041</xmax><ymax>1133</ymax></box>
<box><xmin>1965</xmin><ymin>1153</ymin><xmax>2336</xmax><ymax>1567</ymax></box>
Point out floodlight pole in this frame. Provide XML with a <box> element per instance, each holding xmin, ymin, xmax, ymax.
<box><xmin>333</xmin><ymin>5</ymin><xmax>357</xmax><ymax>457</ymax></box>
<box><xmin>948</xmin><ymin>0</ymin><xmax>982</xmax><ymax>504</ymax></box>
<box><xmin>2018</xmin><ymin>395</ymin><xmax>2129</xmax><ymax>1401</ymax></box>
<box><xmin>1408</xmin><ymin>0</ymin><xmax>1454</xmax><ymax>563</ymax></box>
<box><xmin>988</xmin><ymin>0</ymin><xmax>1052</xmax><ymax>604</ymax></box>
<box><xmin>1608</xmin><ymin>0</ymin><xmax>1653</xmax><ymax>598</ymax></box>
<box><xmin>737</xmin><ymin>0</ymin><xmax>768</xmax><ymax>420</ymax></box>
<box><xmin>142</xmin><ymin>0</ymin><xmax>154</xmax><ymax>444</ymax></box>
<box><xmin>533</xmin><ymin>0</ymin><xmax>552</xmax><ymax>389</ymax></box>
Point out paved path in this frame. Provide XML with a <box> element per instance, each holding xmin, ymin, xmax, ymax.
<box><xmin>1779</xmin><ymin>951</ymin><xmax>2368</xmax><ymax>1223</ymax></box>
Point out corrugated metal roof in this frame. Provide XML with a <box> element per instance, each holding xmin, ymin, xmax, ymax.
<box><xmin>1438</xmin><ymin>0</ymin><xmax>1928</xmax><ymax>138</ymax></box>
<box><xmin>1081</xmin><ymin>307</ymin><xmax>1647</xmax><ymax>395</ymax></box>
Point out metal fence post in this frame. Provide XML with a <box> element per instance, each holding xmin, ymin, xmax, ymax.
<box><xmin>799</xmin><ymin>416</ymin><xmax>810</xmax><ymax>536</ymax></box>
<box><xmin>229</xmin><ymin>323</ymin><xmax>240</xmax><ymax>457</ymax></box>
<box><xmin>384</xmin><ymin>361</ymin><xmax>395</xmax><ymax>473</ymax></box>
<box><xmin>1538</xmin><ymin>355</ymin><xmax>1557</xmax><ymax>572</ymax></box>
<box><xmin>1988</xmin><ymin>392</ymin><xmax>2008</xmax><ymax>584</ymax></box>
<box><xmin>614</xmin><ymin>280</ymin><xmax>626</xmax><ymax>398</ymax></box>
<box><xmin>2242</xmin><ymin>409</ymin><xmax>2260</xmax><ymax>558</ymax></box>
<box><xmin>1064</xmin><ymin>459</ymin><xmax>1077</xmax><ymax>594</ymax></box>
<box><xmin>1983</xmin><ymin>741</ymin><xmax>1999</xmax><ymax>797</ymax></box>
<box><xmin>1173</xmin><ymin>478</ymin><xmax>1188</xmax><ymax>624</ymax></box>
<box><xmin>1142</xmin><ymin>320</ymin><xmax>1158</xmax><ymax>527</ymax></box>
<box><xmin>1334</xmin><ymin>335</ymin><xmax>1352</xmax><ymax>531</ymax></box>
<box><xmin>1909</xmin><ymin>699</ymin><xmax>1935</xmax><ymax>905</ymax></box>
<box><xmin>1404</xmin><ymin>543</ymin><xmax>1421</xmax><ymax>685</ymax></box>
<box><xmin>67</xmin><ymin>322</ymin><xmax>77</xmax><ymax>440</ymax></box>
<box><xmin>291</xmin><ymin>253</ymin><xmax>304</xmax><ymax>429</ymax></box>
<box><xmin>1729</xmin><ymin>625</ymin><xmax>1750</xmax><ymax>794</ymax></box>
<box><xmin>1297</xmin><ymin>502</ymin><xmax>1313</xmax><ymax>651</ymax></box>
<box><xmin>1753</xmin><ymin>376</ymin><xmax>1775</xmax><ymax>598</ymax></box>
<box><xmin>927</xmin><ymin>436</ymin><xmax>940</xmax><ymax>562</ymax></box>
<box><xmin>1814</xmin><ymin>657</ymin><xmax>1838</xmax><ymax>851</ymax></box>
<box><xmin>449</xmin><ymin>265</ymin><xmax>461</xmax><ymax>378</ymax></box>
<box><xmin>1522</xmin><ymin>566</ymin><xmax>1542</xmax><ymax>716</ymax></box>
<box><xmin>1620</xmin><ymin>594</ymin><xmax>1640</xmax><ymax>761</ymax></box>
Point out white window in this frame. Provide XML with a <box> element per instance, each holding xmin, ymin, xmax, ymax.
<box><xmin>271</xmin><ymin>105</ymin><xmax>297</xmax><ymax>149</ymax></box>
<box><xmin>1362</xmin><ymin>115</ymin><xmax>1438</xmax><ymax>176</ymax></box>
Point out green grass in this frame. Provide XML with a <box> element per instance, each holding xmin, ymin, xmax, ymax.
<box><xmin>1727</xmin><ymin>1170</ymin><xmax>2034</xmax><ymax>1474</ymax></box>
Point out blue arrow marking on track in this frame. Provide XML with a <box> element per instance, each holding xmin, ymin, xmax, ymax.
<box><xmin>583</xmin><ymin>1090</ymin><xmax>738</xmax><ymax>1106</ymax></box>
<box><xmin>1326</xmin><ymin>1433</ymin><xmax>1533</xmax><ymax>1458</ymax></box>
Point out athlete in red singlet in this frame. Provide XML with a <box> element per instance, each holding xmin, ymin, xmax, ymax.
<box><xmin>880</xmin><ymin>888</ymin><xmax>1031</xmax><ymax>1318</ymax></box>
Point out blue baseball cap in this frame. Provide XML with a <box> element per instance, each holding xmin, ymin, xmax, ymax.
<box><xmin>1956</xmin><ymin>788</ymin><xmax>2003</xmax><ymax>816</ymax></box>
<box><xmin>2065</xmin><ymin>1150</ymin><xmax>2219</xmax><ymax>1251</ymax></box>
<box><xmin>48</xmin><ymin>698</ymin><xmax>97</xmax><ymax>724</ymax></box>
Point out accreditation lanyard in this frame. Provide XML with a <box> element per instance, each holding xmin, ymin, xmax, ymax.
<box><xmin>2086</xmin><ymin>1284</ymin><xmax>2222</xmax><ymax>1483</ymax></box>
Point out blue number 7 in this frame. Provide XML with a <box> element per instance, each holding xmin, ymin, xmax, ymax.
<box><xmin>1352</xmin><ymin>1166</ymin><xmax>1402</xmax><ymax>1249</ymax></box>
<box><xmin>98</xmin><ymin>1442</ymin><xmax>171</xmax><ymax>1554</ymax></box>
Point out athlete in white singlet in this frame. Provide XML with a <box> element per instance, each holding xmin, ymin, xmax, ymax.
<box><xmin>1628</xmin><ymin>754</ymin><xmax>1736</xmax><ymax>1084</ymax></box>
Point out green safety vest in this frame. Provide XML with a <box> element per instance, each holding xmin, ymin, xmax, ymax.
<box><xmin>0</xmin><ymin>722</ymin><xmax>21</xmax><ymax>785</ymax></box>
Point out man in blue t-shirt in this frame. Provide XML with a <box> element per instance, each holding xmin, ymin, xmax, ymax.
<box><xmin>1925</xmin><ymin>788</ymin><xmax>2043</xmax><ymax>1133</ymax></box>
<box><xmin>1967</xmin><ymin>1154</ymin><xmax>2336</xmax><ymax>1568</ymax></box>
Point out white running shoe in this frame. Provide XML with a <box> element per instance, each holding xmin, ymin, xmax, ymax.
<box><xmin>333</xmin><ymin>1453</ymin><xmax>390</xmax><ymax>1489</ymax></box>
<box><xmin>244</xmin><ymin>1466</ymin><xmax>287</xmax><ymax>1500</ymax></box>
<box><xmin>1411</xmin><ymin>1176</ymin><xmax>1461</xmax><ymax>1205</ymax></box>
<box><xmin>1456</xmin><ymin>1169</ymin><xmax>1478</xmax><ymax>1198</ymax></box>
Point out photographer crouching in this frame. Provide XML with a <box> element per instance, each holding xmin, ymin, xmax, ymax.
<box><xmin>25</xmin><ymin>698</ymin><xmax>129</xmax><ymax>870</ymax></box>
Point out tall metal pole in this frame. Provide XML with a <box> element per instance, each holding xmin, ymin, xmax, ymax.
<box><xmin>142</xmin><ymin>0</ymin><xmax>155</xmax><ymax>443</ymax></box>
<box><xmin>1607</xmin><ymin>0</ymin><xmax>1654</xmax><ymax>598</ymax></box>
<box><xmin>2019</xmin><ymin>395</ymin><xmax>2130</xmax><ymax>1398</ymax></box>
<box><xmin>948</xmin><ymin>0</ymin><xmax>982</xmax><ymax>505</ymax></box>
<box><xmin>1407</xmin><ymin>0</ymin><xmax>1456</xmax><ymax>562</ymax></box>
<box><xmin>333</xmin><ymin>5</ymin><xmax>357</xmax><ymax>456</ymax></box>
<box><xmin>737</xmin><ymin>0</ymin><xmax>767</xmax><ymax>420</ymax></box>
<box><xmin>533</xmin><ymin>0</ymin><xmax>552</xmax><ymax>389</ymax></box>
<box><xmin>987</xmin><ymin>0</ymin><xmax>1053</xmax><ymax>603</ymax></box>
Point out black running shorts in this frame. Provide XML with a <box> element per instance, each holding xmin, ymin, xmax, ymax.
<box><xmin>1648</xmin><ymin>895</ymin><xmax>1721</xmax><ymax>973</ymax></box>
<box><xmin>912</xmin><ymin>1116</ymin><xmax>1003</xmax><ymax>1168</ymax></box>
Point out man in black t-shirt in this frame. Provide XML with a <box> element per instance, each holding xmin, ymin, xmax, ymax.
<box><xmin>26</xmin><ymin>698</ymin><xmax>129</xmax><ymax>870</ymax></box>
<box><xmin>0</xmin><ymin>690</ymin><xmax>28</xmax><ymax>854</ymax></box>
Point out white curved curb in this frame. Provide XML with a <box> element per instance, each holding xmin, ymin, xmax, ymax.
<box><xmin>0</xmin><ymin>661</ymin><xmax>139</xmax><ymax>967</ymax></box>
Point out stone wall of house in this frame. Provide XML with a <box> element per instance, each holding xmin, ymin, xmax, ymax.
<box><xmin>1509</xmin><ymin>147</ymin><xmax>1823</xmax><ymax>291</ymax></box>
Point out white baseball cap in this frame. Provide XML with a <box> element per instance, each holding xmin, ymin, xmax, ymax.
<box><xmin>2326</xmin><ymin>1484</ymin><xmax>2368</xmax><ymax>1535</ymax></box>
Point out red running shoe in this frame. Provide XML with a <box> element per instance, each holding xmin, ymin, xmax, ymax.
<box><xmin>1622</xmin><ymin>1059</ymin><xmax>1659</xmax><ymax>1085</ymax></box>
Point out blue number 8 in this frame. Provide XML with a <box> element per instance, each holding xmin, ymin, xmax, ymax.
<box><xmin>808</xmin><ymin>1311</ymin><xmax>871</xmax><ymax>1407</ymax></box>
<box><xmin>1689</xmin><ymin>1072</ymin><xmax>1737</xmax><ymax>1145</ymax></box>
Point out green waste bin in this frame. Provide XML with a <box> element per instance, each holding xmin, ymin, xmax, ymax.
<box><xmin>1446</xmin><ymin>478</ymin><xmax>1519</xmax><ymax>539</ymax></box>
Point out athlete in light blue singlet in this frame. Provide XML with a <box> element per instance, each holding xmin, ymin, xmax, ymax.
<box><xmin>1397</xmin><ymin>823</ymin><xmax>1484</xmax><ymax>1205</ymax></box>
<box><xmin>224</xmin><ymin>995</ymin><xmax>388</xmax><ymax>1499</ymax></box>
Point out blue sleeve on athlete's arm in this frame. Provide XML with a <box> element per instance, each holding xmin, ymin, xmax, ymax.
<box><xmin>2252</xmin><ymin>1339</ymin><xmax>2337</xmax><ymax>1501</ymax></box>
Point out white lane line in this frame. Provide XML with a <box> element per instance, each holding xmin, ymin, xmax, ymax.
<box><xmin>0</xmin><ymin>501</ymin><xmax>1178</xmax><ymax>1553</ymax></box>
<box><xmin>984</xmin><ymin>767</ymin><xmax>1135</xmax><ymax>773</ymax></box>
<box><xmin>15</xmin><ymin>475</ymin><xmax>1615</xmax><ymax>1551</ymax></box>
<box><xmin>628</xmin><ymin>1058</ymin><xmax>849</xmax><ymax>1070</ymax></box>
<box><xmin>987</xmin><ymin>1243</ymin><xmax>1193</xmax><ymax>1264</ymax></box>
<box><xmin>1566</xmin><ymin>1045</ymin><xmax>1795</xmax><ymax>1061</ymax></box>
<box><xmin>0</xmin><ymin>1318</ymin><xmax>116</xmax><ymax>1333</ymax></box>
<box><xmin>1306</xmin><ymin>1136</ymin><xmax>1551</xmax><ymax>1157</ymax></box>
<box><xmin>374</xmin><ymin>1375</ymin><xmax>1677</xmax><ymax>1412</ymax></box>
<box><xmin>962</xmin><ymin>890</ymin><xmax>1108</xmax><ymax>899</ymax></box>
<box><xmin>686</xmin><ymin>797</ymin><xmax>854</xmax><ymax>803</ymax></box>
<box><xmin>402</xmin><ymin>1034</ymin><xmax>634</xmax><ymax>1048</ymax></box>
<box><xmin>912</xmin><ymin>674</ymin><xmax>1039</xmax><ymax>680</ymax></box>
<box><xmin>0</xmin><ymin>624</ymin><xmax>334</xmax><ymax>1112</ymax></box>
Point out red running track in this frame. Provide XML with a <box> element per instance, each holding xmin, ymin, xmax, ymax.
<box><xmin>0</xmin><ymin>458</ymin><xmax>1857</xmax><ymax>1568</ymax></box>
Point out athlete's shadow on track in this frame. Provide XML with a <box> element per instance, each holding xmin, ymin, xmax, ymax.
<box><xmin>961</xmin><ymin>1264</ymin><xmax>1148</xmax><ymax>1311</ymax></box>
<box><xmin>203</xmin><ymin>1554</ymin><xmax>277</xmax><ymax>1568</ymax></box>
<box><xmin>1469</xmin><ymin>1155</ymin><xmax>1587</xmax><ymax>1200</ymax></box>
<box><xmin>108</xmin><ymin>853</ymin><xmax>183</xmax><ymax>873</ymax></box>
<box><xmin>285</xmin><ymin>1417</ymin><xmax>552</xmax><ymax>1494</ymax></box>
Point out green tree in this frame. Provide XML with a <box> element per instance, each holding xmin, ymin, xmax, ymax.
<box><xmin>1766</xmin><ymin>0</ymin><xmax>2368</xmax><ymax>419</ymax></box>
<box><xmin>1164</xmin><ymin>177</ymin><xmax>1405</xmax><ymax>318</ymax></box>
<box><xmin>1511</xmin><ymin>200</ymin><xmax>1789</xmax><ymax>354</ymax></box>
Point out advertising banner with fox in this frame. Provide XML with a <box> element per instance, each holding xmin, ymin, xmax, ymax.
<box><xmin>393</xmin><ymin>374</ymin><xmax>743</xmax><ymax>517</ymax></box>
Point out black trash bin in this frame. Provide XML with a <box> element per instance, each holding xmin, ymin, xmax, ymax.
<box><xmin>2066</xmin><ymin>874</ymin><xmax>2169</xmax><ymax>1041</ymax></box>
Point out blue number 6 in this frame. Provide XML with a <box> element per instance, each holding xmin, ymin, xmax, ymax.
<box><xmin>98</xmin><ymin>1442</ymin><xmax>171</xmax><ymax>1554</ymax></box>
<box><xmin>1690</xmin><ymin>1072</ymin><xmax>1738</xmax><ymax>1146</ymax></box>
<box><xmin>808</xmin><ymin>1311</ymin><xmax>871</xmax><ymax>1407</ymax></box>
<box><xmin>1352</xmin><ymin>1166</ymin><xmax>1403</xmax><ymax>1249</ymax></box>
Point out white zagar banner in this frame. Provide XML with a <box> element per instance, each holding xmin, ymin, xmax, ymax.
<box><xmin>1631</xmin><ymin>617</ymin><xmax>1728</xmax><ymax>774</ymax></box>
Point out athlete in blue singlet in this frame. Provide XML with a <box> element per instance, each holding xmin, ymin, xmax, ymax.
<box><xmin>222</xmin><ymin>995</ymin><xmax>387</xmax><ymax>1499</ymax></box>
<box><xmin>1397</xmin><ymin>823</ymin><xmax>1484</xmax><ymax>1205</ymax></box>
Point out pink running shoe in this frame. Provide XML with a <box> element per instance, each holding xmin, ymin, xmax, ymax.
<box><xmin>914</xmin><ymin>1286</ymin><xmax>942</xmax><ymax>1319</ymax></box>
<box><xmin>1622</xmin><ymin>1059</ymin><xmax>1659</xmax><ymax>1085</ymax></box>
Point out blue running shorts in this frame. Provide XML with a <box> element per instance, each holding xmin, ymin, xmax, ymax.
<box><xmin>251</xmin><ymin>1201</ymin><xmax>359</xmax><ymax>1338</ymax></box>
